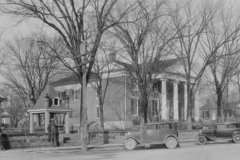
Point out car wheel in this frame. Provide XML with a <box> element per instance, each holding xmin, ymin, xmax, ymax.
<box><xmin>198</xmin><ymin>136</ymin><xmax>207</xmax><ymax>145</ymax></box>
<box><xmin>165</xmin><ymin>137</ymin><xmax>178</xmax><ymax>149</ymax></box>
<box><xmin>233</xmin><ymin>134</ymin><xmax>240</xmax><ymax>143</ymax></box>
<box><xmin>124</xmin><ymin>138</ymin><xmax>137</xmax><ymax>150</ymax></box>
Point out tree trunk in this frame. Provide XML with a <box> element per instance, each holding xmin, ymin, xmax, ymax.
<box><xmin>216</xmin><ymin>88</ymin><xmax>223</xmax><ymax>123</ymax></box>
<box><xmin>99</xmin><ymin>97</ymin><xmax>105</xmax><ymax>144</ymax></box>
<box><xmin>99</xmin><ymin>102</ymin><xmax>104</xmax><ymax>131</ymax></box>
<box><xmin>80</xmin><ymin>72</ymin><xmax>89</xmax><ymax>152</ymax></box>
<box><xmin>186</xmin><ymin>83</ymin><xmax>192</xmax><ymax>130</ymax></box>
<box><xmin>140</xmin><ymin>91</ymin><xmax>148</xmax><ymax>123</ymax></box>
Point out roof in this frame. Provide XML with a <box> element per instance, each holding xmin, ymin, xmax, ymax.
<box><xmin>51</xmin><ymin>73</ymin><xmax>97</xmax><ymax>87</ymax></box>
<box><xmin>28</xmin><ymin>108</ymin><xmax>71</xmax><ymax>113</ymax></box>
<box><xmin>51</xmin><ymin>58</ymin><xmax>185</xmax><ymax>87</ymax></box>
<box><xmin>1</xmin><ymin>111</ymin><xmax>10</xmax><ymax>117</ymax></box>
<box><xmin>217</xmin><ymin>122</ymin><xmax>240</xmax><ymax>125</ymax></box>
<box><xmin>114</xmin><ymin>58</ymin><xmax>182</xmax><ymax>73</ymax></box>
<box><xmin>52</xmin><ymin>74</ymin><xmax>79</xmax><ymax>86</ymax></box>
<box><xmin>34</xmin><ymin>84</ymin><xmax>64</xmax><ymax>110</ymax></box>
<box><xmin>226</xmin><ymin>101</ymin><xmax>240</xmax><ymax>109</ymax></box>
<box><xmin>200</xmin><ymin>101</ymin><xmax>240</xmax><ymax>111</ymax></box>
<box><xmin>200</xmin><ymin>101</ymin><xmax>217</xmax><ymax>110</ymax></box>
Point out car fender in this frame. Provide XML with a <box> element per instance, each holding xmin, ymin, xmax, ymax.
<box><xmin>232</xmin><ymin>131</ymin><xmax>240</xmax><ymax>138</ymax></box>
<box><xmin>164</xmin><ymin>134</ymin><xmax>179</xmax><ymax>144</ymax></box>
<box><xmin>124</xmin><ymin>136</ymin><xmax>140</xmax><ymax>144</ymax></box>
<box><xmin>198</xmin><ymin>133</ymin><xmax>214</xmax><ymax>141</ymax></box>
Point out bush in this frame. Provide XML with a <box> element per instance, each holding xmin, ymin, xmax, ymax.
<box><xmin>177</xmin><ymin>121</ymin><xmax>203</xmax><ymax>130</ymax></box>
<box><xmin>132</xmin><ymin>116</ymin><xmax>141</xmax><ymax>125</ymax></box>
<box><xmin>202</xmin><ymin>120</ymin><xmax>217</xmax><ymax>129</ymax></box>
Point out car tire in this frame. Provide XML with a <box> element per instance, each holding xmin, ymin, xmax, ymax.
<box><xmin>198</xmin><ymin>136</ymin><xmax>207</xmax><ymax>145</ymax></box>
<box><xmin>165</xmin><ymin>137</ymin><xmax>178</xmax><ymax>149</ymax></box>
<box><xmin>124</xmin><ymin>138</ymin><xmax>137</xmax><ymax>150</ymax></box>
<box><xmin>233</xmin><ymin>134</ymin><xmax>240</xmax><ymax>143</ymax></box>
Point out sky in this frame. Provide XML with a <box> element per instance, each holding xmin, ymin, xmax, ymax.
<box><xmin>0</xmin><ymin>0</ymin><xmax>239</xmax><ymax>41</ymax></box>
<box><xmin>0</xmin><ymin>0</ymin><xmax>240</xmax><ymax>83</ymax></box>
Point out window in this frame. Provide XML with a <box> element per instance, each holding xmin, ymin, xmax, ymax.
<box><xmin>202</xmin><ymin>110</ymin><xmax>210</xmax><ymax>119</ymax></box>
<box><xmin>96</xmin><ymin>92</ymin><xmax>99</xmax><ymax>99</ymax></box>
<box><xmin>69</xmin><ymin>111</ymin><xmax>73</xmax><ymax>118</ymax></box>
<box><xmin>53</xmin><ymin>97</ymin><xmax>60</xmax><ymax>106</ymax></box>
<box><xmin>153</xmin><ymin>81</ymin><xmax>161</xmax><ymax>92</ymax></box>
<box><xmin>131</xmin><ymin>79</ymin><xmax>138</xmax><ymax>91</ymax></box>
<box><xmin>146</xmin><ymin>124</ymin><xmax>157</xmax><ymax>130</ymax></box>
<box><xmin>149</xmin><ymin>98</ymin><xmax>159</xmax><ymax>116</ymax></box>
<box><xmin>228</xmin><ymin>124</ymin><xmax>237</xmax><ymax>129</ymax></box>
<box><xmin>217</xmin><ymin>124</ymin><xmax>227</xmax><ymax>130</ymax></box>
<box><xmin>59</xmin><ymin>91</ymin><xmax>66</xmax><ymax>99</ymax></box>
<box><xmin>69</xmin><ymin>89</ymin><xmax>74</xmax><ymax>100</ymax></box>
<box><xmin>131</xmin><ymin>97</ymin><xmax>139</xmax><ymax>115</ymax></box>
<box><xmin>159</xmin><ymin>124</ymin><xmax>171</xmax><ymax>130</ymax></box>
<box><xmin>96</xmin><ymin>105</ymin><xmax>100</xmax><ymax>118</ymax></box>
<box><xmin>74</xmin><ymin>90</ymin><xmax>80</xmax><ymax>101</ymax></box>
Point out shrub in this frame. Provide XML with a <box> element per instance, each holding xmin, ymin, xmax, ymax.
<box><xmin>132</xmin><ymin>116</ymin><xmax>141</xmax><ymax>125</ymax></box>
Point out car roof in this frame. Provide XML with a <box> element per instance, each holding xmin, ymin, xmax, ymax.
<box><xmin>217</xmin><ymin>122</ymin><xmax>240</xmax><ymax>125</ymax></box>
<box><xmin>145</xmin><ymin>121</ymin><xmax>178</xmax><ymax>125</ymax></box>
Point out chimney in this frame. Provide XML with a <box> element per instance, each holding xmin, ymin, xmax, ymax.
<box><xmin>109</xmin><ymin>52</ymin><xmax>116</xmax><ymax>62</ymax></box>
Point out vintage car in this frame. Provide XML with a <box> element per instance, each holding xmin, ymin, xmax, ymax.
<box><xmin>197</xmin><ymin>122</ymin><xmax>240</xmax><ymax>145</ymax></box>
<box><xmin>123</xmin><ymin>122</ymin><xmax>179</xmax><ymax>150</ymax></box>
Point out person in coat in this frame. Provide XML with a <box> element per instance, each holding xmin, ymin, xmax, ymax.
<box><xmin>49</xmin><ymin>119</ymin><xmax>60</xmax><ymax>147</ymax></box>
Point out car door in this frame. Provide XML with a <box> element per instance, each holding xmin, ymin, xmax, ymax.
<box><xmin>142</xmin><ymin>124</ymin><xmax>160</xmax><ymax>144</ymax></box>
<box><xmin>158</xmin><ymin>123</ymin><xmax>175</xmax><ymax>143</ymax></box>
<box><xmin>225</xmin><ymin>124</ymin><xmax>237</xmax><ymax>137</ymax></box>
<box><xmin>216</xmin><ymin>124</ymin><xmax>229</xmax><ymax>138</ymax></box>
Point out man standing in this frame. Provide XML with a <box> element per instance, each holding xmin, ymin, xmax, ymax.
<box><xmin>49</xmin><ymin>119</ymin><xmax>59</xmax><ymax>147</ymax></box>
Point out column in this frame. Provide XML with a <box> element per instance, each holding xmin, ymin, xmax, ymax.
<box><xmin>194</xmin><ymin>89</ymin><xmax>200</xmax><ymax>121</ymax></box>
<box><xmin>173</xmin><ymin>81</ymin><xmax>179</xmax><ymax>121</ymax></box>
<box><xmin>161</xmin><ymin>79</ymin><xmax>168</xmax><ymax>120</ymax></box>
<box><xmin>184</xmin><ymin>83</ymin><xmax>188</xmax><ymax>121</ymax></box>
<box><xmin>30</xmin><ymin>112</ymin><xmax>34</xmax><ymax>133</ymax></box>
<box><xmin>65</xmin><ymin>112</ymin><xmax>70</xmax><ymax>134</ymax></box>
<box><xmin>45</xmin><ymin>111</ymin><xmax>50</xmax><ymax>133</ymax></box>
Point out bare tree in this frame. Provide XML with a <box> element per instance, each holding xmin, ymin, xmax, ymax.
<box><xmin>169</xmin><ymin>0</ymin><xmax>234</xmax><ymax>129</ymax></box>
<box><xmin>201</xmin><ymin>7</ymin><xmax>240</xmax><ymax>122</ymax></box>
<box><xmin>112</xmin><ymin>0</ymin><xmax>176</xmax><ymax>123</ymax></box>
<box><xmin>1</xmin><ymin>0</ymin><xmax>134</xmax><ymax>150</ymax></box>
<box><xmin>2</xmin><ymin>35</ymin><xmax>60</xmax><ymax>109</ymax></box>
<box><xmin>90</xmin><ymin>50</ymin><xmax>112</xmax><ymax>130</ymax></box>
<box><xmin>7</xmin><ymin>96</ymin><xmax>25</xmax><ymax>128</ymax></box>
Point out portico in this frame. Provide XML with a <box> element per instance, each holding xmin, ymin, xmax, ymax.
<box><xmin>28</xmin><ymin>108</ymin><xmax>71</xmax><ymax>134</ymax></box>
<box><xmin>159</xmin><ymin>77</ymin><xmax>188</xmax><ymax>121</ymax></box>
<box><xmin>28</xmin><ymin>93</ymin><xmax>72</xmax><ymax>134</ymax></box>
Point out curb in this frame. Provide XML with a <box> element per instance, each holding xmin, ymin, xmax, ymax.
<box><xmin>21</xmin><ymin>143</ymin><xmax>124</xmax><ymax>152</ymax></box>
<box><xmin>21</xmin><ymin>140</ymin><xmax>197</xmax><ymax>152</ymax></box>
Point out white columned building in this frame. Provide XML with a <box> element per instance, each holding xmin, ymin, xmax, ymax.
<box><xmin>159</xmin><ymin>77</ymin><xmax>189</xmax><ymax>121</ymax></box>
<box><xmin>184</xmin><ymin>83</ymin><xmax>188</xmax><ymax>120</ymax></box>
<box><xmin>161</xmin><ymin>79</ymin><xmax>168</xmax><ymax>120</ymax></box>
<box><xmin>173</xmin><ymin>81</ymin><xmax>179</xmax><ymax>120</ymax></box>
